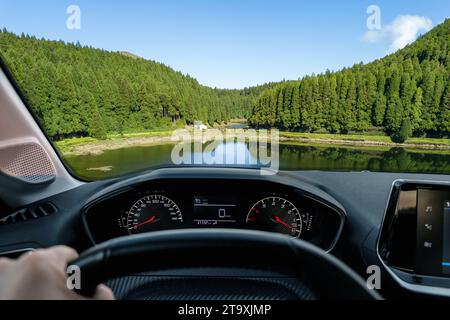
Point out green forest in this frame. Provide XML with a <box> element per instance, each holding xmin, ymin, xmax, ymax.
<box><xmin>249</xmin><ymin>19</ymin><xmax>450</xmax><ymax>141</ymax></box>
<box><xmin>0</xmin><ymin>29</ymin><xmax>270</xmax><ymax>140</ymax></box>
<box><xmin>0</xmin><ymin>19</ymin><xmax>449</xmax><ymax>142</ymax></box>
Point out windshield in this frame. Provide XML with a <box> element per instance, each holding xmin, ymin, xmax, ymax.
<box><xmin>0</xmin><ymin>1</ymin><xmax>449</xmax><ymax>180</ymax></box>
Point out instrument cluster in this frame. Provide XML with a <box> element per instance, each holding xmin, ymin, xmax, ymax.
<box><xmin>83</xmin><ymin>179</ymin><xmax>344</xmax><ymax>251</ymax></box>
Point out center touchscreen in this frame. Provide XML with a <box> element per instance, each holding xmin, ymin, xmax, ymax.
<box><xmin>443</xmin><ymin>200</ymin><xmax>450</xmax><ymax>274</ymax></box>
<box><xmin>416</xmin><ymin>189</ymin><xmax>450</xmax><ymax>276</ymax></box>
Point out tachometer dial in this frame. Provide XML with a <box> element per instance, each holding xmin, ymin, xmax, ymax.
<box><xmin>126</xmin><ymin>195</ymin><xmax>182</xmax><ymax>235</ymax></box>
<box><xmin>246</xmin><ymin>197</ymin><xmax>303</xmax><ymax>238</ymax></box>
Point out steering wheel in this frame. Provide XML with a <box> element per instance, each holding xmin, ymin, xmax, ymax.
<box><xmin>70</xmin><ymin>229</ymin><xmax>381</xmax><ymax>300</ymax></box>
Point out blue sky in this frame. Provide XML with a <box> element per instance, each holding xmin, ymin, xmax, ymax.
<box><xmin>0</xmin><ymin>0</ymin><xmax>448</xmax><ymax>88</ymax></box>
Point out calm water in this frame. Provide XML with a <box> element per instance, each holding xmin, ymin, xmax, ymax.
<box><xmin>64</xmin><ymin>142</ymin><xmax>450</xmax><ymax>180</ymax></box>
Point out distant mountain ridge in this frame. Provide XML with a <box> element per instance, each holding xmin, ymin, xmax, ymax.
<box><xmin>118</xmin><ymin>51</ymin><xmax>142</xmax><ymax>60</ymax></box>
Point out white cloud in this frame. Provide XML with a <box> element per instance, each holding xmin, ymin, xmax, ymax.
<box><xmin>363</xmin><ymin>15</ymin><xmax>433</xmax><ymax>53</ymax></box>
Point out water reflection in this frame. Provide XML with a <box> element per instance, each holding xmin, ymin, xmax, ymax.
<box><xmin>65</xmin><ymin>142</ymin><xmax>450</xmax><ymax>180</ymax></box>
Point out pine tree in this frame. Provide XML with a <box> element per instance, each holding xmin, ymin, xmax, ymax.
<box><xmin>394</xmin><ymin>119</ymin><xmax>412</xmax><ymax>143</ymax></box>
<box><xmin>385</xmin><ymin>66</ymin><xmax>403</xmax><ymax>133</ymax></box>
<box><xmin>373</xmin><ymin>93</ymin><xmax>387</xmax><ymax>127</ymax></box>
<box><xmin>439</xmin><ymin>81</ymin><xmax>450</xmax><ymax>133</ymax></box>
<box><xmin>290</xmin><ymin>85</ymin><xmax>300</xmax><ymax>129</ymax></box>
<box><xmin>410</xmin><ymin>88</ymin><xmax>423</xmax><ymax>131</ymax></box>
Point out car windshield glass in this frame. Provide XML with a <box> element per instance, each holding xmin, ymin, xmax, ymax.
<box><xmin>0</xmin><ymin>1</ymin><xmax>449</xmax><ymax>180</ymax></box>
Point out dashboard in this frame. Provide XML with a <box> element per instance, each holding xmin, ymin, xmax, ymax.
<box><xmin>82</xmin><ymin>179</ymin><xmax>345</xmax><ymax>251</ymax></box>
<box><xmin>2</xmin><ymin>168</ymin><xmax>450</xmax><ymax>299</ymax></box>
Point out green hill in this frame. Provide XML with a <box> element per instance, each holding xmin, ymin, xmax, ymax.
<box><xmin>249</xmin><ymin>19</ymin><xmax>450</xmax><ymax>139</ymax></box>
<box><xmin>1</xmin><ymin>20</ymin><xmax>448</xmax><ymax>142</ymax></box>
<box><xmin>0</xmin><ymin>30</ymin><xmax>267</xmax><ymax>140</ymax></box>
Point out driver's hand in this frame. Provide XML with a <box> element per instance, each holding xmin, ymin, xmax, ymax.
<box><xmin>0</xmin><ymin>246</ymin><xmax>115</xmax><ymax>300</ymax></box>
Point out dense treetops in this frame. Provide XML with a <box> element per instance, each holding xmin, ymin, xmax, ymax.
<box><xmin>0</xmin><ymin>29</ymin><xmax>269</xmax><ymax>140</ymax></box>
<box><xmin>0</xmin><ymin>19</ymin><xmax>448</xmax><ymax>142</ymax></box>
<box><xmin>249</xmin><ymin>19</ymin><xmax>450</xmax><ymax>139</ymax></box>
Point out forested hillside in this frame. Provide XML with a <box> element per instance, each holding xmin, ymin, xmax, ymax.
<box><xmin>249</xmin><ymin>19</ymin><xmax>450</xmax><ymax>139</ymax></box>
<box><xmin>0</xmin><ymin>30</ymin><xmax>268</xmax><ymax>140</ymax></box>
<box><xmin>1</xmin><ymin>20</ymin><xmax>448</xmax><ymax>142</ymax></box>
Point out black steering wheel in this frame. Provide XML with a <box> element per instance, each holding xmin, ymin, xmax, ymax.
<box><xmin>70</xmin><ymin>229</ymin><xmax>381</xmax><ymax>300</ymax></box>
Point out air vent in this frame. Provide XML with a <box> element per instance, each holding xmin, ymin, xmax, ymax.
<box><xmin>0</xmin><ymin>202</ymin><xmax>57</xmax><ymax>226</ymax></box>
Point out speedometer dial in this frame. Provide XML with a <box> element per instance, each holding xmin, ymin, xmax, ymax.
<box><xmin>126</xmin><ymin>195</ymin><xmax>182</xmax><ymax>235</ymax></box>
<box><xmin>246</xmin><ymin>197</ymin><xmax>303</xmax><ymax>238</ymax></box>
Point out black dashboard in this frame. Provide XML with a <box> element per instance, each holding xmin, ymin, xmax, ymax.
<box><xmin>82</xmin><ymin>179</ymin><xmax>344</xmax><ymax>250</ymax></box>
<box><xmin>1</xmin><ymin>168</ymin><xmax>450</xmax><ymax>299</ymax></box>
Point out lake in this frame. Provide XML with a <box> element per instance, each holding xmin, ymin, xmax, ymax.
<box><xmin>64</xmin><ymin>141</ymin><xmax>450</xmax><ymax>180</ymax></box>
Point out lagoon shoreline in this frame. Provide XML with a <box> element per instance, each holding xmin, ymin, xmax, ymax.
<box><xmin>57</xmin><ymin>129</ymin><xmax>450</xmax><ymax>157</ymax></box>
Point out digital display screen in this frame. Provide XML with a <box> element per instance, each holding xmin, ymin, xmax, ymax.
<box><xmin>443</xmin><ymin>200</ymin><xmax>450</xmax><ymax>274</ymax></box>
<box><xmin>193</xmin><ymin>196</ymin><xmax>238</xmax><ymax>227</ymax></box>
<box><xmin>416</xmin><ymin>189</ymin><xmax>450</xmax><ymax>277</ymax></box>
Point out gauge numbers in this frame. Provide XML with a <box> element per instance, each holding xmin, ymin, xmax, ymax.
<box><xmin>126</xmin><ymin>195</ymin><xmax>182</xmax><ymax>235</ymax></box>
<box><xmin>246</xmin><ymin>197</ymin><xmax>305</xmax><ymax>238</ymax></box>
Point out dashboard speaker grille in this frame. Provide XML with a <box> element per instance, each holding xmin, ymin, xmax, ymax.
<box><xmin>0</xmin><ymin>141</ymin><xmax>56</xmax><ymax>184</ymax></box>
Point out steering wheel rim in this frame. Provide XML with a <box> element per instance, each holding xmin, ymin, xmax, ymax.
<box><xmin>70</xmin><ymin>229</ymin><xmax>381</xmax><ymax>300</ymax></box>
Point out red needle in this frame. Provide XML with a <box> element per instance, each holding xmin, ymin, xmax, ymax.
<box><xmin>135</xmin><ymin>215</ymin><xmax>158</xmax><ymax>229</ymax></box>
<box><xmin>274</xmin><ymin>215</ymin><xmax>292</xmax><ymax>231</ymax></box>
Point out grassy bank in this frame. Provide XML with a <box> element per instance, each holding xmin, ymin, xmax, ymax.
<box><xmin>55</xmin><ymin>130</ymin><xmax>177</xmax><ymax>154</ymax></box>
<box><xmin>279</xmin><ymin>132</ymin><xmax>450</xmax><ymax>148</ymax></box>
<box><xmin>55</xmin><ymin>129</ymin><xmax>450</xmax><ymax>156</ymax></box>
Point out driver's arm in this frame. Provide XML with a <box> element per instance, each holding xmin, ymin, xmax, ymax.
<box><xmin>0</xmin><ymin>246</ymin><xmax>115</xmax><ymax>300</ymax></box>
